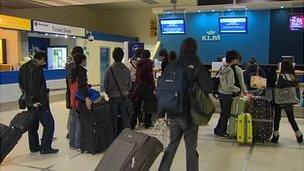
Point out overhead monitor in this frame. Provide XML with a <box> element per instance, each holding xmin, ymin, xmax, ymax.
<box><xmin>219</xmin><ymin>17</ymin><xmax>247</xmax><ymax>33</ymax></box>
<box><xmin>47</xmin><ymin>46</ymin><xmax>67</xmax><ymax>70</ymax></box>
<box><xmin>159</xmin><ymin>19</ymin><xmax>186</xmax><ymax>35</ymax></box>
<box><xmin>289</xmin><ymin>15</ymin><xmax>304</xmax><ymax>31</ymax></box>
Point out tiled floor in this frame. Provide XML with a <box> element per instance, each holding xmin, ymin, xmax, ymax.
<box><xmin>0</xmin><ymin>101</ymin><xmax>303</xmax><ymax>171</ymax></box>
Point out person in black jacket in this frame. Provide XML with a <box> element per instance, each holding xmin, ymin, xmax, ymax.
<box><xmin>18</xmin><ymin>51</ymin><xmax>59</xmax><ymax>154</ymax></box>
<box><xmin>271</xmin><ymin>60</ymin><xmax>303</xmax><ymax>144</ymax></box>
<box><xmin>158</xmin><ymin>38</ymin><xmax>214</xmax><ymax>171</ymax></box>
<box><xmin>66</xmin><ymin>46</ymin><xmax>84</xmax><ymax>139</ymax></box>
<box><xmin>159</xmin><ymin>49</ymin><xmax>168</xmax><ymax>73</ymax></box>
<box><xmin>244</xmin><ymin>57</ymin><xmax>266</xmax><ymax>95</ymax></box>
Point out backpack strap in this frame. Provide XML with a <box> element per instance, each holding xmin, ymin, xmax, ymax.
<box><xmin>110</xmin><ymin>67</ymin><xmax>126</xmax><ymax>101</ymax></box>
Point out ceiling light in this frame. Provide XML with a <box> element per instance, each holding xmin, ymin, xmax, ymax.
<box><xmin>245</xmin><ymin>8</ymin><xmax>248</xmax><ymax>10</ymax></box>
<box><xmin>212</xmin><ymin>10</ymin><xmax>215</xmax><ymax>12</ymax></box>
<box><xmin>55</xmin><ymin>34</ymin><xmax>58</xmax><ymax>37</ymax></box>
<box><xmin>45</xmin><ymin>33</ymin><xmax>48</xmax><ymax>36</ymax></box>
<box><xmin>228</xmin><ymin>9</ymin><xmax>231</xmax><ymax>11</ymax></box>
<box><xmin>184</xmin><ymin>10</ymin><xmax>186</xmax><ymax>13</ymax></box>
<box><xmin>198</xmin><ymin>10</ymin><xmax>201</xmax><ymax>13</ymax></box>
<box><xmin>64</xmin><ymin>35</ymin><xmax>68</xmax><ymax>39</ymax></box>
<box><xmin>72</xmin><ymin>36</ymin><xmax>76</xmax><ymax>39</ymax></box>
<box><xmin>280</xmin><ymin>6</ymin><xmax>284</xmax><ymax>9</ymax></box>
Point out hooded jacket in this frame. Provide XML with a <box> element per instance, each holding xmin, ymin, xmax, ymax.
<box><xmin>104</xmin><ymin>62</ymin><xmax>132</xmax><ymax>98</ymax></box>
<box><xmin>132</xmin><ymin>58</ymin><xmax>155</xmax><ymax>101</ymax></box>
<box><xmin>218</xmin><ymin>65</ymin><xmax>241</xmax><ymax>95</ymax></box>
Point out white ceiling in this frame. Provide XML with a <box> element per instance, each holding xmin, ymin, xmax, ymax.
<box><xmin>0</xmin><ymin>0</ymin><xmax>303</xmax><ymax>12</ymax></box>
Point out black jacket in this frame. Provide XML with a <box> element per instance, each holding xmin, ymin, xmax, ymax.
<box><xmin>19</xmin><ymin>60</ymin><xmax>49</xmax><ymax>110</ymax></box>
<box><xmin>244</xmin><ymin>65</ymin><xmax>266</xmax><ymax>90</ymax></box>
<box><xmin>71</xmin><ymin>65</ymin><xmax>89</xmax><ymax>99</ymax></box>
<box><xmin>178</xmin><ymin>53</ymin><xmax>214</xmax><ymax>93</ymax></box>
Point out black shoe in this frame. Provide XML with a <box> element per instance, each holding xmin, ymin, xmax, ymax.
<box><xmin>40</xmin><ymin>148</ymin><xmax>59</xmax><ymax>155</ymax></box>
<box><xmin>271</xmin><ymin>135</ymin><xmax>279</xmax><ymax>143</ymax></box>
<box><xmin>66</xmin><ymin>133</ymin><xmax>69</xmax><ymax>139</ymax></box>
<box><xmin>30</xmin><ymin>148</ymin><xmax>40</xmax><ymax>153</ymax></box>
<box><xmin>296</xmin><ymin>135</ymin><xmax>303</xmax><ymax>144</ymax></box>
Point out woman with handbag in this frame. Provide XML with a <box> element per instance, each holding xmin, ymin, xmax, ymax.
<box><xmin>272</xmin><ymin>60</ymin><xmax>303</xmax><ymax>144</ymax></box>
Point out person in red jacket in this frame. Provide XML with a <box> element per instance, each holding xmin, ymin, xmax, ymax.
<box><xmin>131</xmin><ymin>50</ymin><xmax>155</xmax><ymax>129</ymax></box>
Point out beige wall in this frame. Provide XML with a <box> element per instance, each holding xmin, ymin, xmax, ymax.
<box><xmin>76</xmin><ymin>38</ymin><xmax>124</xmax><ymax>85</ymax></box>
<box><xmin>2</xmin><ymin>7</ymin><xmax>157</xmax><ymax>44</ymax></box>
<box><xmin>98</xmin><ymin>8</ymin><xmax>157</xmax><ymax>44</ymax></box>
<box><xmin>2</xmin><ymin>6</ymin><xmax>99</xmax><ymax>31</ymax></box>
<box><xmin>0</xmin><ymin>28</ymin><xmax>21</xmax><ymax>65</ymax></box>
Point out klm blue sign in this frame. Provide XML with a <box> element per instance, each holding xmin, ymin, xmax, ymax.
<box><xmin>202</xmin><ymin>29</ymin><xmax>221</xmax><ymax>42</ymax></box>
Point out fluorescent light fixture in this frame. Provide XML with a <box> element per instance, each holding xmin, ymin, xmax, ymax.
<box><xmin>163</xmin><ymin>8</ymin><xmax>186</xmax><ymax>14</ymax></box>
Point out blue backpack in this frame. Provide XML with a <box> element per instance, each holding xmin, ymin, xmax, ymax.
<box><xmin>157</xmin><ymin>63</ymin><xmax>188</xmax><ymax>115</ymax></box>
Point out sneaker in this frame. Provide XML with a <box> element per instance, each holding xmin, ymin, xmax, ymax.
<box><xmin>215</xmin><ymin>132</ymin><xmax>229</xmax><ymax>138</ymax></box>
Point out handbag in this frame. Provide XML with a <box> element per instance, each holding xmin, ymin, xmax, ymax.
<box><xmin>190</xmin><ymin>84</ymin><xmax>215</xmax><ymax>126</ymax></box>
<box><xmin>274</xmin><ymin>87</ymin><xmax>299</xmax><ymax>105</ymax></box>
<box><xmin>250</xmin><ymin>66</ymin><xmax>267</xmax><ymax>89</ymax></box>
<box><xmin>110</xmin><ymin>67</ymin><xmax>133</xmax><ymax>118</ymax></box>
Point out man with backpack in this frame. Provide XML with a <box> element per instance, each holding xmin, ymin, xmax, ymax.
<box><xmin>214</xmin><ymin>50</ymin><xmax>242</xmax><ymax>137</ymax></box>
<box><xmin>18</xmin><ymin>51</ymin><xmax>59</xmax><ymax>154</ymax></box>
<box><xmin>158</xmin><ymin>38</ymin><xmax>214</xmax><ymax>171</ymax></box>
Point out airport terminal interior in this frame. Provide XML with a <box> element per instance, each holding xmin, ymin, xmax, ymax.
<box><xmin>0</xmin><ymin>0</ymin><xmax>304</xmax><ymax>171</ymax></box>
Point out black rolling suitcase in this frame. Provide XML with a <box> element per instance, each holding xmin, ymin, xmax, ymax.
<box><xmin>10</xmin><ymin>110</ymin><xmax>36</xmax><ymax>133</ymax></box>
<box><xmin>95</xmin><ymin>128</ymin><xmax>163</xmax><ymax>171</ymax></box>
<box><xmin>0</xmin><ymin>123</ymin><xmax>22</xmax><ymax>164</ymax></box>
<box><xmin>78</xmin><ymin>100</ymin><xmax>115</xmax><ymax>154</ymax></box>
<box><xmin>249</xmin><ymin>96</ymin><xmax>274</xmax><ymax>142</ymax></box>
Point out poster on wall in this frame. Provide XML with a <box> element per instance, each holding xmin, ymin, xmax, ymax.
<box><xmin>289</xmin><ymin>15</ymin><xmax>304</xmax><ymax>31</ymax></box>
<box><xmin>47</xmin><ymin>46</ymin><xmax>67</xmax><ymax>70</ymax></box>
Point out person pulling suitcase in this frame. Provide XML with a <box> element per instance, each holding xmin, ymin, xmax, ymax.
<box><xmin>18</xmin><ymin>51</ymin><xmax>59</xmax><ymax>154</ymax></box>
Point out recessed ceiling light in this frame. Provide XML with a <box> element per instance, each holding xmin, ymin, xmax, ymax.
<box><xmin>280</xmin><ymin>6</ymin><xmax>284</xmax><ymax>9</ymax></box>
<box><xmin>64</xmin><ymin>35</ymin><xmax>68</xmax><ymax>39</ymax></box>
<box><xmin>198</xmin><ymin>10</ymin><xmax>201</xmax><ymax>13</ymax></box>
<box><xmin>72</xmin><ymin>36</ymin><xmax>76</xmax><ymax>39</ymax></box>
<box><xmin>228</xmin><ymin>9</ymin><xmax>231</xmax><ymax>11</ymax></box>
<box><xmin>55</xmin><ymin>34</ymin><xmax>58</xmax><ymax>37</ymax></box>
<box><xmin>45</xmin><ymin>33</ymin><xmax>48</xmax><ymax>36</ymax></box>
<box><xmin>212</xmin><ymin>9</ymin><xmax>215</xmax><ymax>12</ymax></box>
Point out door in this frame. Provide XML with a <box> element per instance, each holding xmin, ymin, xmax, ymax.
<box><xmin>100</xmin><ymin>47</ymin><xmax>110</xmax><ymax>91</ymax></box>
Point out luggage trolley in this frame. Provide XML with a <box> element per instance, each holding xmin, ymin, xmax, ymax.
<box><xmin>150</xmin><ymin>113</ymin><xmax>170</xmax><ymax>150</ymax></box>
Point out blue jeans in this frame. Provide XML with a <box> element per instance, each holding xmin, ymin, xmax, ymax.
<box><xmin>214</xmin><ymin>93</ymin><xmax>233</xmax><ymax>135</ymax></box>
<box><xmin>28</xmin><ymin>107</ymin><xmax>55</xmax><ymax>151</ymax></box>
<box><xmin>110</xmin><ymin>96</ymin><xmax>131</xmax><ymax>136</ymax></box>
<box><xmin>69</xmin><ymin>108</ymin><xmax>81</xmax><ymax>148</ymax></box>
<box><xmin>159</xmin><ymin>117</ymin><xmax>199</xmax><ymax>171</ymax></box>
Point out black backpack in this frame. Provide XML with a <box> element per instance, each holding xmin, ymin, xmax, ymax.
<box><xmin>157</xmin><ymin>62</ymin><xmax>188</xmax><ymax>115</ymax></box>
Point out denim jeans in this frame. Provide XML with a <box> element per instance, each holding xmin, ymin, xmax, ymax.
<box><xmin>274</xmin><ymin>104</ymin><xmax>300</xmax><ymax>132</ymax></box>
<box><xmin>68</xmin><ymin>108</ymin><xmax>81</xmax><ymax>148</ymax></box>
<box><xmin>159</xmin><ymin>117</ymin><xmax>199</xmax><ymax>171</ymax></box>
<box><xmin>214</xmin><ymin>93</ymin><xmax>233</xmax><ymax>135</ymax></box>
<box><xmin>110</xmin><ymin>96</ymin><xmax>131</xmax><ymax>136</ymax></box>
<box><xmin>28</xmin><ymin>107</ymin><xmax>55</xmax><ymax>151</ymax></box>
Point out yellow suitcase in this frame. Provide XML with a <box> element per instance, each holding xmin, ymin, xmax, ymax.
<box><xmin>237</xmin><ymin>113</ymin><xmax>253</xmax><ymax>144</ymax></box>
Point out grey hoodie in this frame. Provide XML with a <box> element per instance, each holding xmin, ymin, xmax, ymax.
<box><xmin>218</xmin><ymin>65</ymin><xmax>241</xmax><ymax>95</ymax></box>
<box><xmin>104</xmin><ymin>62</ymin><xmax>132</xmax><ymax>98</ymax></box>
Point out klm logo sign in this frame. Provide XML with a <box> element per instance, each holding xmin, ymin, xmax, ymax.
<box><xmin>202</xmin><ymin>29</ymin><xmax>220</xmax><ymax>42</ymax></box>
